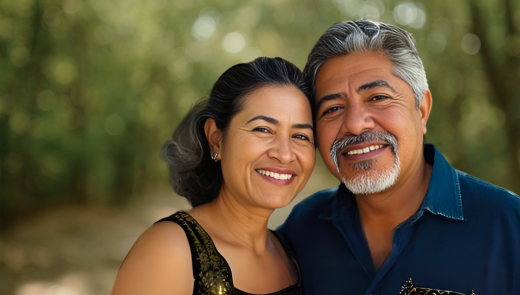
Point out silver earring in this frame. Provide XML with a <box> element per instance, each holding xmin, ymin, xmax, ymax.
<box><xmin>211</xmin><ymin>153</ymin><xmax>218</xmax><ymax>162</ymax></box>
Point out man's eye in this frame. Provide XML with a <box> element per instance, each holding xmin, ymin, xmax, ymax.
<box><xmin>323</xmin><ymin>106</ymin><xmax>342</xmax><ymax>115</ymax></box>
<box><xmin>371</xmin><ymin>95</ymin><xmax>389</xmax><ymax>101</ymax></box>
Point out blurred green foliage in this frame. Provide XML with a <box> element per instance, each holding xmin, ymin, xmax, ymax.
<box><xmin>1</xmin><ymin>0</ymin><xmax>519</xmax><ymax>225</ymax></box>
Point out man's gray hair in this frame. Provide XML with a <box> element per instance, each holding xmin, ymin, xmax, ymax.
<box><xmin>303</xmin><ymin>20</ymin><xmax>428</xmax><ymax>108</ymax></box>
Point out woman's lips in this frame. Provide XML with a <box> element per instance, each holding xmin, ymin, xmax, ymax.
<box><xmin>255</xmin><ymin>168</ymin><xmax>296</xmax><ymax>185</ymax></box>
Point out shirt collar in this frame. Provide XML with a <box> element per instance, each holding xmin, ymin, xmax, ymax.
<box><xmin>319</xmin><ymin>143</ymin><xmax>464</xmax><ymax>221</ymax></box>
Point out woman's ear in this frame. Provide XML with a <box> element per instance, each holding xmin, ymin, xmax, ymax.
<box><xmin>204</xmin><ymin>118</ymin><xmax>222</xmax><ymax>156</ymax></box>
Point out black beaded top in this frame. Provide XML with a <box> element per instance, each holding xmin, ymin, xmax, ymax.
<box><xmin>155</xmin><ymin>211</ymin><xmax>302</xmax><ymax>295</ymax></box>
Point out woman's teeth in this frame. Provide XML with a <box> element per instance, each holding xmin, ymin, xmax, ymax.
<box><xmin>347</xmin><ymin>145</ymin><xmax>385</xmax><ymax>155</ymax></box>
<box><xmin>256</xmin><ymin>169</ymin><xmax>293</xmax><ymax>180</ymax></box>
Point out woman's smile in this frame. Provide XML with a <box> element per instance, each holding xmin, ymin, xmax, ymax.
<box><xmin>255</xmin><ymin>168</ymin><xmax>296</xmax><ymax>185</ymax></box>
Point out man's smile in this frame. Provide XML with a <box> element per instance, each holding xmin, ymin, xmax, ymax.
<box><xmin>341</xmin><ymin>144</ymin><xmax>390</xmax><ymax>163</ymax></box>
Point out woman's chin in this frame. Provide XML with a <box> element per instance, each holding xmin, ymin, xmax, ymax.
<box><xmin>253</xmin><ymin>194</ymin><xmax>295</xmax><ymax>210</ymax></box>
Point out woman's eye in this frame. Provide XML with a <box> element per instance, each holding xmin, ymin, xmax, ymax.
<box><xmin>253</xmin><ymin>127</ymin><xmax>270</xmax><ymax>133</ymax></box>
<box><xmin>294</xmin><ymin>134</ymin><xmax>311</xmax><ymax>141</ymax></box>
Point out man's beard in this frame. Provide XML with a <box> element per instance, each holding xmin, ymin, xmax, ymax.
<box><xmin>330</xmin><ymin>130</ymin><xmax>401</xmax><ymax>195</ymax></box>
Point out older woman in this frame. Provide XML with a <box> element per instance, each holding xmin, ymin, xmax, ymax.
<box><xmin>112</xmin><ymin>57</ymin><xmax>315</xmax><ymax>295</ymax></box>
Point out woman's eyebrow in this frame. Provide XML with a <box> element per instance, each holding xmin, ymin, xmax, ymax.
<box><xmin>292</xmin><ymin>123</ymin><xmax>313</xmax><ymax>130</ymax></box>
<box><xmin>247</xmin><ymin>115</ymin><xmax>278</xmax><ymax>125</ymax></box>
<box><xmin>247</xmin><ymin>116</ymin><xmax>313</xmax><ymax>130</ymax></box>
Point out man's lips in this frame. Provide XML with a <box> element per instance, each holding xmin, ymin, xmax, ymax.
<box><xmin>342</xmin><ymin>142</ymin><xmax>388</xmax><ymax>155</ymax></box>
<box><xmin>340</xmin><ymin>143</ymin><xmax>390</xmax><ymax>161</ymax></box>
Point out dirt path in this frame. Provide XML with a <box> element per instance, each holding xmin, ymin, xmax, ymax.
<box><xmin>1</xmin><ymin>167</ymin><xmax>337</xmax><ymax>295</ymax></box>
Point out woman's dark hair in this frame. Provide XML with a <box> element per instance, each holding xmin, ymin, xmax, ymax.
<box><xmin>161</xmin><ymin>57</ymin><xmax>312</xmax><ymax>207</ymax></box>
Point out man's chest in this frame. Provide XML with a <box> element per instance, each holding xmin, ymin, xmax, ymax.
<box><xmin>294</xmin><ymin>219</ymin><xmax>512</xmax><ymax>295</ymax></box>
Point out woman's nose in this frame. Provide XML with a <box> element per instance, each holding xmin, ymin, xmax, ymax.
<box><xmin>267</xmin><ymin>136</ymin><xmax>296</xmax><ymax>164</ymax></box>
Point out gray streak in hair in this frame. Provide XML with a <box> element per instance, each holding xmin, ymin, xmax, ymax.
<box><xmin>303</xmin><ymin>20</ymin><xmax>428</xmax><ymax>108</ymax></box>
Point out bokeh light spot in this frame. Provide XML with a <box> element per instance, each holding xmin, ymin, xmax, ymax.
<box><xmin>359</xmin><ymin>0</ymin><xmax>385</xmax><ymax>20</ymax></box>
<box><xmin>409</xmin><ymin>7</ymin><xmax>426</xmax><ymax>28</ymax></box>
<box><xmin>461</xmin><ymin>34</ymin><xmax>481</xmax><ymax>54</ymax></box>
<box><xmin>222</xmin><ymin>32</ymin><xmax>245</xmax><ymax>53</ymax></box>
<box><xmin>170</xmin><ymin>58</ymin><xmax>193</xmax><ymax>79</ymax></box>
<box><xmin>427</xmin><ymin>33</ymin><xmax>446</xmax><ymax>53</ymax></box>
<box><xmin>52</xmin><ymin>59</ymin><xmax>78</xmax><ymax>85</ymax></box>
<box><xmin>359</xmin><ymin>5</ymin><xmax>380</xmax><ymax>20</ymax></box>
<box><xmin>62</xmin><ymin>0</ymin><xmax>82</xmax><ymax>14</ymax></box>
<box><xmin>337</xmin><ymin>0</ymin><xmax>362</xmax><ymax>17</ymax></box>
<box><xmin>37</xmin><ymin>90</ymin><xmax>57</xmax><ymax>111</ymax></box>
<box><xmin>393</xmin><ymin>2</ymin><xmax>416</xmax><ymax>26</ymax></box>
<box><xmin>10</xmin><ymin>47</ymin><xmax>30</xmax><ymax>67</ymax></box>
<box><xmin>9</xmin><ymin>111</ymin><xmax>30</xmax><ymax>133</ymax></box>
<box><xmin>192</xmin><ymin>16</ymin><xmax>216</xmax><ymax>41</ymax></box>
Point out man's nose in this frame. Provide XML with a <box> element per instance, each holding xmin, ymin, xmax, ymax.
<box><xmin>341</xmin><ymin>100</ymin><xmax>375</xmax><ymax>136</ymax></box>
<box><xmin>267</xmin><ymin>136</ymin><xmax>296</xmax><ymax>164</ymax></box>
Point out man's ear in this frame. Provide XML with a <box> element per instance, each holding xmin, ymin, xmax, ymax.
<box><xmin>419</xmin><ymin>90</ymin><xmax>433</xmax><ymax>135</ymax></box>
<box><xmin>204</xmin><ymin>118</ymin><xmax>222</xmax><ymax>156</ymax></box>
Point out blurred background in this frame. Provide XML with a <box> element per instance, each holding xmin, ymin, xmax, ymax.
<box><xmin>1</xmin><ymin>0</ymin><xmax>519</xmax><ymax>294</ymax></box>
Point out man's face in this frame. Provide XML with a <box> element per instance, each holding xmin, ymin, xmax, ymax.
<box><xmin>314</xmin><ymin>51</ymin><xmax>431</xmax><ymax>195</ymax></box>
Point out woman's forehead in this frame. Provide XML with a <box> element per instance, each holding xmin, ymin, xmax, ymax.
<box><xmin>238</xmin><ymin>85</ymin><xmax>312</xmax><ymax>122</ymax></box>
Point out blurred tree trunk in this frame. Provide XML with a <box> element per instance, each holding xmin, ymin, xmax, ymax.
<box><xmin>0</xmin><ymin>0</ymin><xmax>46</xmax><ymax>225</ymax></box>
<box><xmin>69</xmin><ymin>20</ymin><xmax>88</xmax><ymax>202</ymax></box>
<box><xmin>470</xmin><ymin>0</ymin><xmax>520</xmax><ymax>192</ymax></box>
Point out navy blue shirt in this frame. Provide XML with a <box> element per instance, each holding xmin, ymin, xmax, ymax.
<box><xmin>278</xmin><ymin>144</ymin><xmax>520</xmax><ymax>295</ymax></box>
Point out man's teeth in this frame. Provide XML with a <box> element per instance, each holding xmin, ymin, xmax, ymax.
<box><xmin>347</xmin><ymin>145</ymin><xmax>385</xmax><ymax>155</ymax></box>
<box><xmin>256</xmin><ymin>169</ymin><xmax>293</xmax><ymax>180</ymax></box>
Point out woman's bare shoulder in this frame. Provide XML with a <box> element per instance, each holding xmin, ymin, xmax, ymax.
<box><xmin>111</xmin><ymin>220</ymin><xmax>194</xmax><ymax>295</ymax></box>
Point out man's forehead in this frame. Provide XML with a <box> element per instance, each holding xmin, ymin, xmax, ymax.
<box><xmin>315</xmin><ymin>52</ymin><xmax>394</xmax><ymax>92</ymax></box>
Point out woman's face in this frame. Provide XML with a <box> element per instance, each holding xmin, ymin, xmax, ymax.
<box><xmin>218</xmin><ymin>85</ymin><xmax>315</xmax><ymax>210</ymax></box>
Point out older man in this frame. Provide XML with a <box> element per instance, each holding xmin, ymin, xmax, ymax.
<box><xmin>278</xmin><ymin>20</ymin><xmax>520</xmax><ymax>295</ymax></box>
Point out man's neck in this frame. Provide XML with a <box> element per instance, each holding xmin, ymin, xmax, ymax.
<box><xmin>355</xmin><ymin>156</ymin><xmax>432</xmax><ymax>225</ymax></box>
<box><xmin>353</xmin><ymin>154</ymin><xmax>432</xmax><ymax>272</ymax></box>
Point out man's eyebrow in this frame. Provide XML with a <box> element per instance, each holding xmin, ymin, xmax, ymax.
<box><xmin>357</xmin><ymin>80</ymin><xmax>395</xmax><ymax>93</ymax></box>
<box><xmin>316</xmin><ymin>93</ymin><xmax>345</xmax><ymax>111</ymax></box>
<box><xmin>247</xmin><ymin>115</ymin><xmax>279</xmax><ymax>125</ymax></box>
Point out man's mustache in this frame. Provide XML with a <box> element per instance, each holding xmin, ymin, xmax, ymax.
<box><xmin>330</xmin><ymin>130</ymin><xmax>398</xmax><ymax>168</ymax></box>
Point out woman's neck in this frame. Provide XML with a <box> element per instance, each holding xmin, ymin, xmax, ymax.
<box><xmin>188</xmin><ymin>188</ymin><xmax>274</xmax><ymax>255</ymax></box>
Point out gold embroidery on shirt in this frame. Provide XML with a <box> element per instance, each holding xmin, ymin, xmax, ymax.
<box><xmin>399</xmin><ymin>278</ymin><xmax>478</xmax><ymax>295</ymax></box>
<box><xmin>174</xmin><ymin>212</ymin><xmax>233</xmax><ymax>295</ymax></box>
